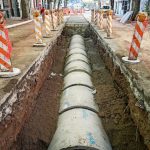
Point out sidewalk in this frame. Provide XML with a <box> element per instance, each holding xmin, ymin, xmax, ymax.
<box><xmin>6</xmin><ymin>18</ymin><xmax>30</xmax><ymax>26</ymax></box>
<box><xmin>0</xmin><ymin>22</ymin><xmax>64</xmax><ymax>100</ymax></box>
<box><xmin>90</xmin><ymin>17</ymin><xmax>150</xmax><ymax>111</ymax></box>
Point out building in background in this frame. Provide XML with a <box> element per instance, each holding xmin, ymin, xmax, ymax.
<box><xmin>114</xmin><ymin>0</ymin><xmax>149</xmax><ymax>16</ymax></box>
<box><xmin>114</xmin><ymin>0</ymin><xmax>131</xmax><ymax>16</ymax></box>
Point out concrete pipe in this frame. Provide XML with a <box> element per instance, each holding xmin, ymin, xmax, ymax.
<box><xmin>48</xmin><ymin>109</ymin><xmax>112</xmax><ymax>150</ymax></box>
<box><xmin>63</xmin><ymin>71</ymin><xmax>93</xmax><ymax>90</ymax></box>
<box><xmin>59</xmin><ymin>86</ymin><xmax>99</xmax><ymax>113</ymax></box>
<box><xmin>67</xmin><ymin>48</ymin><xmax>87</xmax><ymax>58</ymax></box>
<box><xmin>69</xmin><ymin>43</ymin><xmax>86</xmax><ymax>51</ymax></box>
<box><xmin>64</xmin><ymin>60</ymin><xmax>92</xmax><ymax>75</ymax></box>
<box><xmin>70</xmin><ymin>39</ymin><xmax>84</xmax><ymax>46</ymax></box>
<box><xmin>72</xmin><ymin>34</ymin><xmax>83</xmax><ymax>39</ymax></box>
<box><xmin>66</xmin><ymin>54</ymin><xmax>89</xmax><ymax>65</ymax></box>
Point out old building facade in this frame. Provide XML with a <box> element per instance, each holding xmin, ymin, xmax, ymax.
<box><xmin>0</xmin><ymin>0</ymin><xmax>49</xmax><ymax>19</ymax></box>
<box><xmin>114</xmin><ymin>0</ymin><xmax>149</xmax><ymax>16</ymax></box>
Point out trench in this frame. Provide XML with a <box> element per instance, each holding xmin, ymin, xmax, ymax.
<box><xmin>13</xmin><ymin>26</ymin><xmax>148</xmax><ymax>150</ymax></box>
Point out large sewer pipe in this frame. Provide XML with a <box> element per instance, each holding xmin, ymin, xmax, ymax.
<box><xmin>66</xmin><ymin>48</ymin><xmax>87</xmax><ymax>57</ymax></box>
<box><xmin>48</xmin><ymin>35</ymin><xmax>112</xmax><ymax>150</ymax></box>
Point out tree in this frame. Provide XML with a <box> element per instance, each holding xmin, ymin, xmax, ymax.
<box><xmin>21</xmin><ymin>0</ymin><xmax>28</xmax><ymax>19</ymax></box>
<box><xmin>145</xmin><ymin>0</ymin><xmax>150</xmax><ymax>16</ymax></box>
<box><xmin>131</xmin><ymin>0</ymin><xmax>140</xmax><ymax>20</ymax></box>
<box><xmin>110</xmin><ymin>0</ymin><xmax>114</xmax><ymax>10</ymax></box>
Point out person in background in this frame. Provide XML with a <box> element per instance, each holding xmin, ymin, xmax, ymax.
<box><xmin>40</xmin><ymin>6</ymin><xmax>45</xmax><ymax>23</ymax></box>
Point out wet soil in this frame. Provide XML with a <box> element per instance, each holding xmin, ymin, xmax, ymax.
<box><xmin>85</xmin><ymin>38</ymin><xmax>148</xmax><ymax>150</ymax></box>
<box><xmin>14</xmin><ymin>36</ymin><xmax>67</xmax><ymax>150</ymax></box>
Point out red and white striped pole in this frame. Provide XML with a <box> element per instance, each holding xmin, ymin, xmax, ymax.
<box><xmin>91</xmin><ymin>9</ymin><xmax>94</xmax><ymax>23</ymax></box>
<box><xmin>0</xmin><ymin>12</ymin><xmax>21</xmax><ymax>77</ymax></box>
<box><xmin>33</xmin><ymin>10</ymin><xmax>46</xmax><ymax>47</ymax></box>
<box><xmin>44</xmin><ymin>10</ymin><xmax>51</xmax><ymax>37</ymax></box>
<box><xmin>122</xmin><ymin>13</ymin><xmax>148</xmax><ymax>63</ymax></box>
<box><xmin>106</xmin><ymin>10</ymin><xmax>113</xmax><ymax>38</ymax></box>
<box><xmin>98</xmin><ymin>10</ymin><xmax>104</xmax><ymax>30</ymax></box>
<box><xmin>94</xmin><ymin>10</ymin><xmax>98</xmax><ymax>25</ymax></box>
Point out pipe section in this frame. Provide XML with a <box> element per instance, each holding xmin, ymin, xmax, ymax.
<box><xmin>66</xmin><ymin>53</ymin><xmax>89</xmax><ymax>65</ymax></box>
<box><xmin>59</xmin><ymin>86</ymin><xmax>99</xmax><ymax>113</ymax></box>
<box><xmin>67</xmin><ymin>48</ymin><xmax>87</xmax><ymax>57</ymax></box>
<box><xmin>64</xmin><ymin>61</ymin><xmax>92</xmax><ymax>75</ymax></box>
<box><xmin>48</xmin><ymin>34</ymin><xmax>112</xmax><ymax>150</ymax></box>
<box><xmin>49</xmin><ymin>109</ymin><xmax>112</xmax><ymax>150</ymax></box>
<box><xmin>63</xmin><ymin>71</ymin><xmax>93</xmax><ymax>90</ymax></box>
<box><xmin>69</xmin><ymin>43</ymin><xmax>86</xmax><ymax>51</ymax></box>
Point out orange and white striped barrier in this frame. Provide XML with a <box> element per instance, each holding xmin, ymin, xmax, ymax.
<box><xmin>0</xmin><ymin>12</ymin><xmax>21</xmax><ymax>77</ymax></box>
<box><xmin>91</xmin><ymin>9</ymin><xmax>94</xmax><ymax>23</ymax></box>
<box><xmin>106</xmin><ymin>10</ymin><xmax>113</xmax><ymax>38</ymax></box>
<box><xmin>56</xmin><ymin>10</ymin><xmax>60</xmax><ymax>26</ymax></box>
<box><xmin>122</xmin><ymin>13</ymin><xmax>148</xmax><ymax>63</ymax></box>
<box><xmin>33</xmin><ymin>10</ymin><xmax>46</xmax><ymax>47</ymax></box>
<box><xmin>98</xmin><ymin>10</ymin><xmax>104</xmax><ymax>30</ymax></box>
<box><xmin>53</xmin><ymin>10</ymin><xmax>58</xmax><ymax>29</ymax></box>
<box><xmin>94</xmin><ymin>10</ymin><xmax>98</xmax><ymax>25</ymax></box>
<box><xmin>44</xmin><ymin>10</ymin><xmax>51</xmax><ymax>37</ymax></box>
<box><xmin>60</xmin><ymin>9</ymin><xmax>64</xmax><ymax>23</ymax></box>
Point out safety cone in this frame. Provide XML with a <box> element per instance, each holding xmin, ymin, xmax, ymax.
<box><xmin>0</xmin><ymin>12</ymin><xmax>21</xmax><ymax>77</ymax></box>
<box><xmin>43</xmin><ymin>10</ymin><xmax>51</xmax><ymax>38</ymax></box>
<box><xmin>122</xmin><ymin>12</ymin><xmax>148</xmax><ymax>63</ymax></box>
<box><xmin>98</xmin><ymin>10</ymin><xmax>104</xmax><ymax>30</ymax></box>
<box><xmin>105</xmin><ymin>10</ymin><xmax>113</xmax><ymax>39</ymax></box>
<box><xmin>33</xmin><ymin>10</ymin><xmax>46</xmax><ymax>47</ymax></box>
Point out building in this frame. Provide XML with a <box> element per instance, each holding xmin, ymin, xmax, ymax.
<box><xmin>114</xmin><ymin>0</ymin><xmax>131</xmax><ymax>16</ymax></box>
<box><xmin>114</xmin><ymin>0</ymin><xmax>149</xmax><ymax>16</ymax></box>
<box><xmin>0</xmin><ymin>0</ymin><xmax>49</xmax><ymax>19</ymax></box>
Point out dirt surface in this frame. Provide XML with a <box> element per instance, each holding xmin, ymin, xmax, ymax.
<box><xmin>14</xmin><ymin>36</ymin><xmax>67</xmax><ymax>150</ymax></box>
<box><xmin>85</xmin><ymin>38</ymin><xmax>148</xmax><ymax>150</ymax></box>
<box><xmin>0</xmin><ymin>22</ymin><xmax>64</xmax><ymax>99</ymax></box>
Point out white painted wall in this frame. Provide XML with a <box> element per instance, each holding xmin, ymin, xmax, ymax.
<box><xmin>0</xmin><ymin>0</ymin><xmax>3</xmax><ymax>9</ymax></box>
<box><xmin>140</xmin><ymin>0</ymin><xmax>148</xmax><ymax>11</ymax></box>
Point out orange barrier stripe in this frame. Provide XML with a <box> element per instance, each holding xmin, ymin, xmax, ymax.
<box><xmin>133</xmin><ymin>35</ymin><xmax>140</xmax><ymax>48</ymax></box>
<box><xmin>0</xmin><ymin>47</ymin><xmax>10</xmax><ymax>59</ymax></box>
<box><xmin>135</xmin><ymin>24</ymin><xmax>143</xmax><ymax>37</ymax></box>
<box><xmin>35</xmin><ymin>25</ymin><xmax>41</xmax><ymax>32</ymax></box>
<box><xmin>130</xmin><ymin>46</ymin><xmax>138</xmax><ymax>57</ymax></box>
<box><xmin>0</xmin><ymin>58</ymin><xmax>12</xmax><ymax>70</ymax></box>
<box><xmin>0</xmin><ymin>35</ymin><xmax>8</xmax><ymax>46</ymax></box>
<box><xmin>36</xmin><ymin>32</ymin><xmax>42</xmax><ymax>39</ymax></box>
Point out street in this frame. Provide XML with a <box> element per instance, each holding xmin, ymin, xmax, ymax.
<box><xmin>0</xmin><ymin>6</ymin><xmax>150</xmax><ymax>150</ymax></box>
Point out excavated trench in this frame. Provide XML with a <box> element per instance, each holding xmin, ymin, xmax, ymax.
<box><xmin>10</xmin><ymin>25</ymin><xmax>148</xmax><ymax>150</ymax></box>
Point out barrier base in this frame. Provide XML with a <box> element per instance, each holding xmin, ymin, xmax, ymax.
<box><xmin>51</xmin><ymin>29</ymin><xmax>58</xmax><ymax>31</ymax></box>
<box><xmin>104</xmin><ymin>36</ymin><xmax>113</xmax><ymax>39</ymax></box>
<box><xmin>122</xmin><ymin>56</ymin><xmax>140</xmax><ymax>64</ymax></box>
<box><xmin>0</xmin><ymin>68</ymin><xmax>21</xmax><ymax>78</ymax></box>
<box><xmin>43</xmin><ymin>35</ymin><xmax>51</xmax><ymax>38</ymax></box>
<box><xmin>33</xmin><ymin>43</ymin><xmax>46</xmax><ymax>47</ymax></box>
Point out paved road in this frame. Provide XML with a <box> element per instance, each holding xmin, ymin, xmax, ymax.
<box><xmin>66</xmin><ymin>15</ymin><xmax>89</xmax><ymax>25</ymax></box>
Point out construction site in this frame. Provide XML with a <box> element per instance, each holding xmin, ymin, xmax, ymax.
<box><xmin>0</xmin><ymin>2</ymin><xmax>150</xmax><ymax>150</ymax></box>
